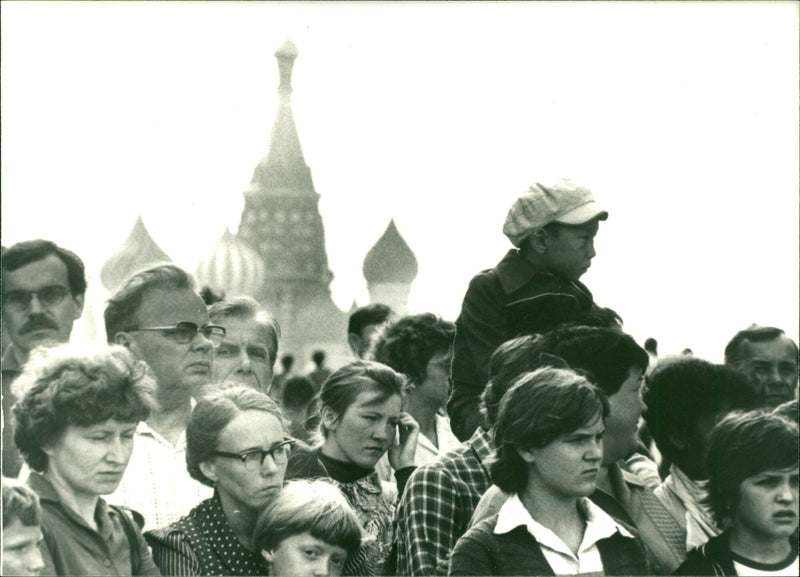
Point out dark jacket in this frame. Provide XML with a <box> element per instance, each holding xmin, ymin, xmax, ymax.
<box><xmin>448</xmin><ymin>249</ymin><xmax>597</xmax><ymax>440</ymax></box>
<box><xmin>676</xmin><ymin>531</ymin><xmax>799</xmax><ymax>576</ymax></box>
<box><xmin>449</xmin><ymin>512</ymin><xmax>648</xmax><ymax>576</ymax></box>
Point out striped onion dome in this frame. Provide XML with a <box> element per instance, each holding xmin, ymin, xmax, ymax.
<box><xmin>363</xmin><ymin>219</ymin><xmax>418</xmax><ymax>284</ymax></box>
<box><xmin>101</xmin><ymin>216</ymin><xmax>172</xmax><ymax>292</ymax></box>
<box><xmin>196</xmin><ymin>229</ymin><xmax>267</xmax><ymax>299</ymax></box>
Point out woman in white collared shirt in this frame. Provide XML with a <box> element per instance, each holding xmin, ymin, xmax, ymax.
<box><xmin>449</xmin><ymin>366</ymin><xmax>647</xmax><ymax>576</ymax></box>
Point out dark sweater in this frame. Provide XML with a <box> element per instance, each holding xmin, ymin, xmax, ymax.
<box><xmin>449</xmin><ymin>512</ymin><xmax>648</xmax><ymax>576</ymax></box>
<box><xmin>676</xmin><ymin>531</ymin><xmax>799</xmax><ymax>576</ymax></box>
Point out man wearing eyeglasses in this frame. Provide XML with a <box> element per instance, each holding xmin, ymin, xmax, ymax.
<box><xmin>104</xmin><ymin>263</ymin><xmax>223</xmax><ymax>530</ymax></box>
<box><xmin>2</xmin><ymin>239</ymin><xmax>87</xmax><ymax>478</ymax></box>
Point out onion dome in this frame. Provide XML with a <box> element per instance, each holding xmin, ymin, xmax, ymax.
<box><xmin>101</xmin><ymin>216</ymin><xmax>172</xmax><ymax>292</ymax></box>
<box><xmin>363</xmin><ymin>219</ymin><xmax>418</xmax><ymax>284</ymax></box>
<box><xmin>196</xmin><ymin>229</ymin><xmax>267</xmax><ymax>299</ymax></box>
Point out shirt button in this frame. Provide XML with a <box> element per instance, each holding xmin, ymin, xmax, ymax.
<box><xmin>104</xmin><ymin>560</ymin><xmax>112</xmax><ymax>567</ymax></box>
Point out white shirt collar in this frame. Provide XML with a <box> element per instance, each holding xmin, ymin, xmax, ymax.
<box><xmin>494</xmin><ymin>493</ymin><xmax>633</xmax><ymax>556</ymax></box>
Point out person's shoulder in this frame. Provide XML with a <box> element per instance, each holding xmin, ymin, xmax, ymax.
<box><xmin>675</xmin><ymin>545</ymin><xmax>715</xmax><ymax>575</ymax></box>
<box><xmin>408</xmin><ymin>441</ymin><xmax>474</xmax><ymax>484</ymax></box>
<box><xmin>459</xmin><ymin>512</ymin><xmax>500</xmax><ymax>544</ymax></box>
<box><xmin>676</xmin><ymin>532</ymin><xmax>731</xmax><ymax>575</ymax></box>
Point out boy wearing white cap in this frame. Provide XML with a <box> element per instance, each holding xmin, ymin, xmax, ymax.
<box><xmin>447</xmin><ymin>178</ymin><xmax>609</xmax><ymax>441</ymax></box>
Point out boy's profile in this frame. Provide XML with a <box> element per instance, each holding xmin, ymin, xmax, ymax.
<box><xmin>448</xmin><ymin>178</ymin><xmax>609</xmax><ymax>440</ymax></box>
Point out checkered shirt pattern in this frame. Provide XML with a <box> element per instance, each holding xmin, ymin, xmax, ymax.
<box><xmin>394</xmin><ymin>427</ymin><xmax>494</xmax><ymax>576</ymax></box>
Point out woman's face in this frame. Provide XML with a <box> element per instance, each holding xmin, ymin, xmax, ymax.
<box><xmin>264</xmin><ymin>533</ymin><xmax>348</xmax><ymax>577</ymax></box>
<box><xmin>734</xmin><ymin>466</ymin><xmax>799</xmax><ymax>542</ymax></box>
<box><xmin>202</xmin><ymin>410</ymin><xmax>287</xmax><ymax>512</ymax></box>
<box><xmin>523</xmin><ymin>412</ymin><xmax>605</xmax><ymax>500</ymax></box>
<box><xmin>323</xmin><ymin>389</ymin><xmax>402</xmax><ymax>469</ymax></box>
<box><xmin>44</xmin><ymin>418</ymin><xmax>137</xmax><ymax>497</ymax></box>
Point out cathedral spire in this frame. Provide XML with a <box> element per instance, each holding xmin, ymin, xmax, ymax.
<box><xmin>247</xmin><ymin>38</ymin><xmax>313</xmax><ymax>196</ymax></box>
<box><xmin>276</xmin><ymin>39</ymin><xmax>298</xmax><ymax>101</ymax></box>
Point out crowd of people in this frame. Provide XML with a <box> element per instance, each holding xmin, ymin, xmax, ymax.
<box><xmin>1</xmin><ymin>178</ymin><xmax>798</xmax><ymax>576</ymax></box>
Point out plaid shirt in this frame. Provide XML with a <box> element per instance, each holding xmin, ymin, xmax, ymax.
<box><xmin>394</xmin><ymin>427</ymin><xmax>494</xmax><ymax>576</ymax></box>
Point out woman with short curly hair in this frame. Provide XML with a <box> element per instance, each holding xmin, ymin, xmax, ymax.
<box><xmin>12</xmin><ymin>343</ymin><xmax>159</xmax><ymax>576</ymax></box>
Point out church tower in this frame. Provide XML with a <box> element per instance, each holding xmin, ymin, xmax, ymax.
<box><xmin>236</xmin><ymin>40</ymin><xmax>347</xmax><ymax>363</ymax></box>
<box><xmin>238</xmin><ymin>40</ymin><xmax>333</xmax><ymax>319</ymax></box>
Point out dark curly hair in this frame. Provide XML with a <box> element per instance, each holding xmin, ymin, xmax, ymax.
<box><xmin>12</xmin><ymin>344</ymin><xmax>156</xmax><ymax>472</ymax></box>
<box><xmin>372</xmin><ymin>313</ymin><xmax>455</xmax><ymax>384</ymax></box>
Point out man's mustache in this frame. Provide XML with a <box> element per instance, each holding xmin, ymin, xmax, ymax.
<box><xmin>20</xmin><ymin>315</ymin><xmax>59</xmax><ymax>335</ymax></box>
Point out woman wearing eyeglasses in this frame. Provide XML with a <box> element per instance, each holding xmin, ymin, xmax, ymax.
<box><xmin>285</xmin><ymin>360</ymin><xmax>419</xmax><ymax>576</ymax></box>
<box><xmin>145</xmin><ymin>385</ymin><xmax>292</xmax><ymax>576</ymax></box>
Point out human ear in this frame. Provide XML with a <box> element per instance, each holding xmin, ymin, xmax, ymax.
<box><xmin>114</xmin><ymin>332</ymin><xmax>131</xmax><ymax>348</ymax></box>
<box><xmin>347</xmin><ymin>333</ymin><xmax>363</xmax><ymax>357</ymax></box>
<box><xmin>529</xmin><ymin>229</ymin><xmax>549</xmax><ymax>254</ymax></box>
<box><xmin>516</xmin><ymin>447</ymin><xmax>537</xmax><ymax>464</ymax></box>
<box><xmin>199</xmin><ymin>461</ymin><xmax>219</xmax><ymax>484</ymax></box>
<box><xmin>320</xmin><ymin>405</ymin><xmax>339</xmax><ymax>432</ymax></box>
<box><xmin>72</xmin><ymin>293</ymin><xmax>86</xmax><ymax>318</ymax></box>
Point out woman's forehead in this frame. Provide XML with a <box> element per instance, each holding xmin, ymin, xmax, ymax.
<box><xmin>348</xmin><ymin>388</ymin><xmax>401</xmax><ymax>412</ymax></box>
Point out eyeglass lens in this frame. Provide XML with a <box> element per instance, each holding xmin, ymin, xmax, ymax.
<box><xmin>243</xmin><ymin>444</ymin><xmax>291</xmax><ymax>470</ymax></box>
<box><xmin>171</xmin><ymin>323</ymin><xmax>225</xmax><ymax>347</ymax></box>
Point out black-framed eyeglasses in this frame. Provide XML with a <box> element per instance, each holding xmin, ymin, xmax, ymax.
<box><xmin>212</xmin><ymin>439</ymin><xmax>295</xmax><ymax>471</ymax></box>
<box><xmin>127</xmin><ymin>322</ymin><xmax>226</xmax><ymax>347</ymax></box>
<box><xmin>2</xmin><ymin>285</ymin><xmax>71</xmax><ymax>311</ymax></box>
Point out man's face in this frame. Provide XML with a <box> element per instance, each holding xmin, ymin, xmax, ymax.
<box><xmin>541</xmin><ymin>221</ymin><xmax>599</xmax><ymax>281</ymax></box>
<box><xmin>120</xmin><ymin>288</ymin><xmax>213</xmax><ymax>394</ymax></box>
<box><xmin>2</xmin><ymin>520</ymin><xmax>45</xmax><ymax>576</ymax></box>
<box><xmin>2</xmin><ymin>254</ymin><xmax>84</xmax><ymax>354</ymax></box>
<box><xmin>603</xmin><ymin>365</ymin><xmax>646</xmax><ymax>465</ymax></box>
<box><xmin>734</xmin><ymin>337</ymin><xmax>798</xmax><ymax>408</ymax></box>
<box><xmin>416</xmin><ymin>348</ymin><xmax>453</xmax><ymax>408</ymax></box>
<box><xmin>211</xmin><ymin>316</ymin><xmax>274</xmax><ymax>394</ymax></box>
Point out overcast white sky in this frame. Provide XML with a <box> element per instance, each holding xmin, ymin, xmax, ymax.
<box><xmin>2</xmin><ymin>1</ymin><xmax>798</xmax><ymax>361</ymax></box>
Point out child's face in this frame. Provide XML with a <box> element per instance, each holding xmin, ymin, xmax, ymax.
<box><xmin>734</xmin><ymin>466</ymin><xmax>799</xmax><ymax>541</ymax></box>
<box><xmin>264</xmin><ymin>533</ymin><xmax>349</xmax><ymax>577</ymax></box>
<box><xmin>542</xmin><ymin>221</ymin><xmax>599</xmax><ymax>281</ymax></box>
<box><xmin>2</xmin><ymin>519</ymin><xmax>45</xmax><ymax>576</ymax></box>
